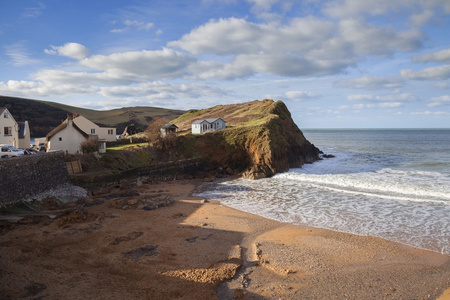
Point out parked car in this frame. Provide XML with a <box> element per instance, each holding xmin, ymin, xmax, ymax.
<box><xmin>25</xmin><ymin>148</ymin><xmax>40</xmax><ymax>155</ymax></box>
<box><xmin>0</xmin><ymin>144</ymin><xmax>24</xmax><ymax>157</ymax></box>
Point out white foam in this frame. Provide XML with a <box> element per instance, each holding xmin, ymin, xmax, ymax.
<box><xmin>195</xmin><ymin>168</ymin><xmax>450</xmax><ymax>255</ymax></box>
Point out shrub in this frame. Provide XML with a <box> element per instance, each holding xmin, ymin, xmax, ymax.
<box><xmin>81</xmin><ymin>139</ymin><xmax>100</xmax><ymax>154</ymax></box>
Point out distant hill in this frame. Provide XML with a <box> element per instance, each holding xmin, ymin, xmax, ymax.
<box><xmin>0</xmin><ymin>95</ymin><xmax>186</xmax><ymax>137</ymax></box>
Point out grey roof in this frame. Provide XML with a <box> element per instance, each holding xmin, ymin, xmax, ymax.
<box><xmin>163</xmin><ymin>123</ymin><xmax>178</xmax><ymax>129</ymax></box>
<box><xmin>205</xmin><ymin>118</ymin><xmax>223</xmax><ymax>123</ymax></box>
<box><xmin>192</xmin><ymin>119</ymin><xmax>209</xmax><ymax>124</ymax></box>
<box><xmin>193</xmin><ymin>118</ymin><xmax>225</xmax><ymax>124</ymax></box>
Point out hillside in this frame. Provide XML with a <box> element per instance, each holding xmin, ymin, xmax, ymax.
<box><xmin>0</xmin><ymin>95</ymin><xmax>185</xmax><ymax>137</ymax></box>
<box><xmin>172</xmin><ymin>99</ymin><xmax>321</xmax><ymax>179</ymax></box>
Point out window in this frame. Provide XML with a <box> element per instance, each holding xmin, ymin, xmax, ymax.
<box><xmin>91</xmin><ymin>129</ymin><xmax>96</xmax><ymax>134</ymax></box>
<box><xmin>4</xmin><ymin>112</ymin><xmax>8</xmax><ymax>118</ymax></box>
<box><xmin>4</xmin><ymin>127</ymin><xmax>11</xmax><ymax>135</ymax></box>
<box><xmin>108</xmin><ymin>129</ymin><xmax>113</xmax><ymax>135</ymax></box>
<box><xmin>59</xmin><ymin>137</ymin><xmax>62</xmax><ymax>141</ymax></box>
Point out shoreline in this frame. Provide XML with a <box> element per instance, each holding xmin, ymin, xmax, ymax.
<box><xmin>1</xmin><ymin>178</ymin><xmax>449</xmax><ymax>299</ymax></box>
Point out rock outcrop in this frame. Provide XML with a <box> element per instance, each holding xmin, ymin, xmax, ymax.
<box><xmin>175</xmin><ymin>99</ymin><xmax>320</xmax><ymax>179</ymax></box>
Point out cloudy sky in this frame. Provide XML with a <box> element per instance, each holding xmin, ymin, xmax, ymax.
<box><xmin>1</xmin><ymin>0</ymin><xmax>450</xmax><ymax>128</ymax></box>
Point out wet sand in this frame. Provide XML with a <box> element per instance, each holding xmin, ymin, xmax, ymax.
<box><xmin>1</xmin><ymin>179</ymin><xmax>449</xmax><ymax>299</ymax></box>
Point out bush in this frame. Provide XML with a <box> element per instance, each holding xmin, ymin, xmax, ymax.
<box><xmin>81</xmin><ymin>139</ymin><xmax>100</xmax><ymax>154</ymax></box>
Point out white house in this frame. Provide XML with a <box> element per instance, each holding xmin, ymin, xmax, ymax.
<box><xmin>0</xmin><ymin>107</ymin><xmax>19</xmax><ymax>147</ymax></box>
<box><xmin>192</xmin><ymin>118</ymin><xmax>226</xmax><ymax>134</ymax></box>
<box><xmin>72</xmin><ymin>114</ymin><xmax>116</xmax><ymax>142</ymax></box>
<box><xmin>45</xmin><ymin>113</ymin><xmax>117</xmax><ymax>154</ymax></box>
<box><xmin>46</xmin><ymin>113</ymin><xmax>89</xmax><ymax>154</ymax></box>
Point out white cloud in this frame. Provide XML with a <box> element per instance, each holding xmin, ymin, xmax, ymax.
<box><xmin>22</xmin><ymin>2</ymin><xmax>45</xmax><ymax>19</ymax></box>
<box><xmin>413</xmin><ymin>48</ymin><xmax>450</xmax><ymax>63</ymax></box>
<box><xmin>378</xmin><ymin>102</ymin><xmax>402</xmax><ymax>108</ymax></box>
<box><xmin>411</xmin><ymin>110</ymin><xmax>450</xmax><ymax>116</ymax></box>
<box><xmin>348</xmin><ymin>93</ymin><xmax>416</xmax><ymax>102</ymax></box>
<box><xmin>285</xmin><ymin>90</ymin><xmax>320</xmax><ymax>101</ymax></box>
<box><xmin>348</xmin><ymin>94</ymin><xmax>374</xmax><ymax>101</ymax></box>
<box><xmin>323</xmin><ymin>0</ymin><xmax>450</xmax><ymax>20</ymax></box>
<box><xmin>409</xmin><ymin>9</ymin><xmax>435</xmax><ymax>26</ymax></box>
<box><xmin>0</xmin><ymin>79</ymin><xmax>98</xmax><ymax>97</ymax></box>
<box><xmin>401</xmin><ymin>65</ymin><xmax>450</xmax><ymax>80</ymax></box>
<box><xmin>435</xmin><ymin>82</ymin><xmax>450</xmax><ymax>89</ymax></box>
<box><xmin>44</xmin><ymin>43</ymin><xmax>91</xmax><ymax>60</ymax></box>
<box><xmin>168</xmin><ymin>15</ymin><xmax>427</xmax><ymax>80</ymax></box>
<box><xmin>168</xmin><ymin>18</ymin><xmax>265</xmax><ymax>55</ymax></box>
<box><xmin>338</xmin><ymin>19</ymin><xmax>423</xmax><ymax>56</ymax></box>
<box><xmin>336</xmin><ymin>76</ymin><xmax>404</xmax><ymax>89</ymax></box>
<box><xmin>427</xmin><ymin>95</ymin><xmax>450</xmax><ymax>107</ymax></box>
<box><xmin>246</xmin><ymin>0</ymin><xmax>294</xmax><ymax>21</ymax></box>
<box><xmin>5</xmin><ymin>42</ymin><xmax>40</xmax><ymax>66</ymax></box>
<box><xmin>99</xmin><ymin>81</ymin><xmax>227</xmax><ymax>99</ymax></box>
<box><xmin>111</xmin><ymin>20</ymin><xmax>154</xmax><ymax>33</ymax></box>
<box><xmin>80</xmin><ymin>48</ymin><xmax>196</xmax><ymax>80</ymax></box>
<box><xmin>0</xmin><ymin>79</ymin><xmax>229</xmax><ymax>105</ymax></box>
<box><xmin>324</xmin><ymin>0</ymin><xmax>401</xmax><ymax>18</ymax></box>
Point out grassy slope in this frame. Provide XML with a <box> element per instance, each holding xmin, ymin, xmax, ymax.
<box><xmin>171</xmin><ymin>99</ymin><xmax>276</xmax><ymax>130</ymax></box>
<box><xmin>0</xmin><ymin>95</ymin><xmax>186</xmax><ymax>137</ymax></box>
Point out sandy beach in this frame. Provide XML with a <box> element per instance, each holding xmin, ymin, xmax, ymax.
<box><xmin>1</xmin><ymin>178</ymin><xmax>449</xmax><ymax>299</ymax></box>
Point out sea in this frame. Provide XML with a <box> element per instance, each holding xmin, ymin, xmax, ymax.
<box><xmin>194</xmin><ymin>129</ymin><xmax>450</xmax><ymax>255</ymax></box>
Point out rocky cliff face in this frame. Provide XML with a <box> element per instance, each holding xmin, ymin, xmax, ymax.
<box><xmin>175</xmin><ymin>100</ymin><xmax>321</xmax><ymax>179</ymax></box>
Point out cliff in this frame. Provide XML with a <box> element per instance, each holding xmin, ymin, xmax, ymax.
<box><xmin>173</xmin><ymin>99</ymin><xmax>321</xmax><ymax>179</ymax></box>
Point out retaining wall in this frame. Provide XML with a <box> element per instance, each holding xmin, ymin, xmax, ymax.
<box><xmin>0</xmin><ymin>152</ymin><xmax>69</xmax><ymax>207</ymax></box>
<box><xmin>68</xmin><ymin>158</ymin><xmax>206</xmax><ymax>190</ymax></box>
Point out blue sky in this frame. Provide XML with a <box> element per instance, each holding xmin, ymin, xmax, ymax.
<box><xmin>1</xmin><ymin>0</ymin><xmax>450</xmax><ymax>128</ymax></box>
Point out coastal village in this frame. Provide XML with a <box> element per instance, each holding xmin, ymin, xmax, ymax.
<box><xmin>1</xmin><ymin>106</ymin><xmax>227</xmax><ymax>157</ymax></box>
<box><xmin>1</xmin><ymin>100</ymin><xmax>450</xmax><ymax>300</ymax></box>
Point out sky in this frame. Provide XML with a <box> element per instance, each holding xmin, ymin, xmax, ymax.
<box><xmin>1</xmin><ymin>0</ymin><xmax>450</xmax><ymax>128</ymax></box>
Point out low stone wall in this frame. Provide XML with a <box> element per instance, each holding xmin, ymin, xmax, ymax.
<box><xmin>0</xmin><ymin>152</ymin><xmax>68</xmax><ymax>207</ymax></box>
<box><xmin>69</xmin><ymin>158</ymin><xmax>206</xmax><ymax>190</ymax></box>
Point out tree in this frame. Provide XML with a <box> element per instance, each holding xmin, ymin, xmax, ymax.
<box><xmin>145</xmin><ymin>117</ymin><xmax>169</xmax><ymax>146</ymax></box>
<box><xmin>145</xmin><ymin>118</ymin><xmax>179</xmax><ymax>155</ymax></box>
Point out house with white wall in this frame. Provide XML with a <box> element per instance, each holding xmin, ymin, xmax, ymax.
<box><xmin>192</xmin><ymin>118</ymin><xmax>226</xmax><ymax>134</ymax></box>
<box><xmin>46</xmin><ymin>113</ymin><xmax>116</xmax><ymax>154</ymax></box>
<box><xmin>72</xmin><ymin>114</ymin><xmax>116</xmax><ymax>142</ymax></box>
<box><xmin>0</xmin><ymin>107</ymin><xmax>19</xmax><ymax>147</ymax></box>
<box><xmin>46</xmin><ymin>113</ymin><xmax>89</xmax><ymax>154</ymax></box>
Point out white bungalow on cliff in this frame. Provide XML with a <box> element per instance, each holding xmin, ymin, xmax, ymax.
<box><xmin>192</xmin><ymin>118</ymin><xmax>226</xmax><ymax>134</ymax></box>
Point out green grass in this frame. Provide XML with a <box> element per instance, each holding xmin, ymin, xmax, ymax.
<box><xmin>106</xmin><ymin>143</ymin><xmax>149</xmax><ymax>151</ymax></box>
<box><xmin>171</xmin><ymin>109</ymin><xmax>204</xmax><ymax>123</ymax></box>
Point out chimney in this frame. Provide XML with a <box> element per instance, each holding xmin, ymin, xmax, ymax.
<box><xmin>67</xmin><ymin>113</ymin><xmax>74</xmax><ymax>126</ymax></box>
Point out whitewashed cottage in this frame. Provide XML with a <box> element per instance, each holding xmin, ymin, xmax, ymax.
<box><xmin>192</xmin><ymin>118</ymin><xmax>226</xmax><ymax>134</ymax></box>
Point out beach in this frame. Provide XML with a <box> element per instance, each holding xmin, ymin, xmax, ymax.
<box><xmin>1</xmin><ymin>179</ymin><xmax>449</xmax><ymax>299</ymax></box>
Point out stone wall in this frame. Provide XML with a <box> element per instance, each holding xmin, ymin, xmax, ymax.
<box><xmin>0</xmin><ymin>152</ymin><xmax>68</xmax><ymax>207</ymax></box>
<box><xmin>69</xmin><ymin>158</ymin><xmax>206</xmax><ymax>190</ymax></box>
